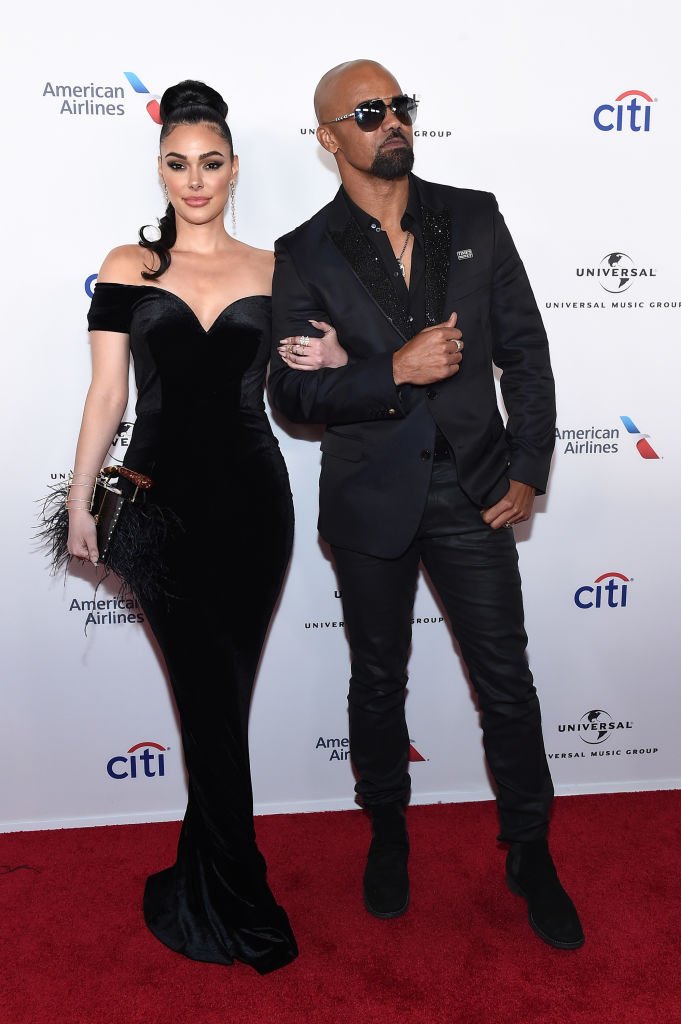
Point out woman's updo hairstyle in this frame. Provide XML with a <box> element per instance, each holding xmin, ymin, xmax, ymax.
<box><xmin>139</xmin><ymin>80</ymin><xmax>233</xmax><ymax>279</ymax></box>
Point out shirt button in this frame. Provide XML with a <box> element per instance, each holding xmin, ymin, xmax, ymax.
<box><xmin>387</xmin><ymin>408</ymin><xmax>397</xmax><ymax>416</ymax></box>
<box><xmin>427</xmin><ymin>389</ymin><xmax>437</xmax><ymax>400</ymax></box>
<box><xmin>408</xmin><ymin>316</ymin><xmax>414</xmax><ymax>322</ymax></box>
<box><xmin>393</xmin><ymin>271</ymin><xmax>400</xmax><ymax>278</ymax></box>
<box><xmin>420</xmin><ymin>449</ymin><xmax>432</xmax><ymax>460</ymax></box>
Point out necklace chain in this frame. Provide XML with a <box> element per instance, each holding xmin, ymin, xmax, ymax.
<box><xmin>396</xmin><ymin>230</ymin><xmax>411</xmax><ymax>278</ymax></box>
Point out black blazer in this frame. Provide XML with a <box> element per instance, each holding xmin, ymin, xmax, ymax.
<box><xmin>269</xmin><ymin>174</ymin><xmax>555</xmax><ymax>558</ymax></box>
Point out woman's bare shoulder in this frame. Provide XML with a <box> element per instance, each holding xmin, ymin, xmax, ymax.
<box><xmin>234</xmin><ymin>242</ymin><xmax>275</xmax><ymax>294</ymax></box>
<box><xmin>97</xmin><ymin>244</ymin><xmax>157</xmax><ymax>284</ymax></box>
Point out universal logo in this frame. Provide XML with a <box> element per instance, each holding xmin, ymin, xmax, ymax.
<box><xmin>549</xmin><ymin>709</ymin><xmax>657</xmax><ymax>761</ymax></box>
<box><xmin>558</xmin><ymin>709</ymin><xmax>632</xmax><ymax>745</ymax></box>
<box><xmin>576</xmin><ymin>252</ymin><xmax>656</xmax><ymax>294</ymax></box>
<box><xmin>546</xmin><ymin>252</ymin><xmax>679</xmax><ymax>310</ymax></box>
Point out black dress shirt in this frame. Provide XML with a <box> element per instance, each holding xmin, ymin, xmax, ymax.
<box><xmin>341</xmin><ymin>184</ymin><xmax>450</xmax><ymax>453</ymax></box>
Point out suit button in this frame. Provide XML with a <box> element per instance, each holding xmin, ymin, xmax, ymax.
<box><xmin>420</xmin><ymin>449</ymin><xmax>432</xmax><ymax>460</ymax></box>
<box><xmin>427</xmin><ymin>389</ymin><xmax>437</xmax><ymax>400</ymax></box>
<box><xmin>387</xmin><ymin>408</ymin><xmax>397</xmax><ymax>416</ymax></box>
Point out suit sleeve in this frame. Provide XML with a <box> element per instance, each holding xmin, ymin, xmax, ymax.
<box><xmin>269</xmin><ymin>237</ymin><xmax>404</xmax><ymax>425</ymax></box>
<box><xmin>489</xmin><ymin>199</ymin><xmax>556</xmax><ymax>494</ymax></box>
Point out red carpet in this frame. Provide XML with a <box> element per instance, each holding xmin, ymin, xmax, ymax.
<box><xmin>2</xmin><ymin>791</ymin><xmax>680</xmax><ymax>1024</ymax></box>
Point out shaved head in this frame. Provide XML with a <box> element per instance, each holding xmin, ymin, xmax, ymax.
<box><xmin>314</xmin><ymin>60</ymin><xmax>401</xmax><ymax>123</ymax></box>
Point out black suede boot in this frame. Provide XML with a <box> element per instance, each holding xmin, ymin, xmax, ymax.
<box><xmin>363</xmin><ymin>803</ymin><xmax>410</xmax><ymax>918</ymax></box>
<box><xmin>506</xmin><ymin>839</ymin><xmax>584</xmax><ymax>949</ymax></box>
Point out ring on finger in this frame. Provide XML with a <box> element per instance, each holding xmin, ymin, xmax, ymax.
<box><xmin>454</xmin><ymin>338</ymin><xmax>462</xmax><ymax>352</ymax></box>
<box><xmin>299</xmin><ymin>335</ymin><xmax>310</xmax><ymax>348</ymax></box>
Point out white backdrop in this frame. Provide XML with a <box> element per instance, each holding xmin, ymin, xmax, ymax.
<box><xmin>2</xmin><ymin>0</ymin><xmax>679</xmax><ymax>831</ymax></box>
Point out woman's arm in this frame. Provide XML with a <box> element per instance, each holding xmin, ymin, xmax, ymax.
<box><xmin>67</xmin><ymin>330</ymin><xmax>130</xmax><ymax>563</ymax></box>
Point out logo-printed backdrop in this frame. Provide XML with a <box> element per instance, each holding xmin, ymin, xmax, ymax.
<box><xmin>2</xmin><ymin>0</ymin><xmax>679</xmax><ymax>831</ymax></box>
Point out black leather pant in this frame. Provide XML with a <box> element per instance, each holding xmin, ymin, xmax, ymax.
<box><xmin>331</xmin><ymin>457</ymin><xmax>554</xmax><ymax>843</ymax></box>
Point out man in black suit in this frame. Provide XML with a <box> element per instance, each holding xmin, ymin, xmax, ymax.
<box><xmin>269</xmin><ymin>60</ymin><xmax>583</xmax><ymax>949</ymax></box>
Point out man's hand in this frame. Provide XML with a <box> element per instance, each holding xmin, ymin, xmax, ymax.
<box><xmin>393</xmin><ymin>313</ymin><xmax>463</xmax><ymax>387</ymax></box>
<box><xmin>481</xmin><ymin>479</ymin><xmax>536</xmax><ymax>531</ymax></box>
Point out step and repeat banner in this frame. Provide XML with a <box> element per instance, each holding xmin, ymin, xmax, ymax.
<box><xmin>2</xmin><ymin>1</ymin><xmax>678</xmax><ymax>830</ymax></box>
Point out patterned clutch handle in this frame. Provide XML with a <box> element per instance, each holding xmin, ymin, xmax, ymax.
<box><xmin>101</xmin><ymin>465</ymin><xmax>153</xmax><ymax>491</ymax></box>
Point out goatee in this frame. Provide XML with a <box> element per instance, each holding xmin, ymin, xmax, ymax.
<box><xmin>370</xmin><ymin>140</ymin><xmax>415</xmax><ymax>180</ymax></box>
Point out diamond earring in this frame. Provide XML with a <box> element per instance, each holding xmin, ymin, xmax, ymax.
<box><xmin>229</xmin><ymin>179</ymin><xmax>237</xmax><ymax>235</ymax></box>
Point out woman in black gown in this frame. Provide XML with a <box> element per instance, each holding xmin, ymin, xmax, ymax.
<box><xmin>65</xmin><ymin>81</ymin><xmax>343</xmax><ymax>974</ymax></box>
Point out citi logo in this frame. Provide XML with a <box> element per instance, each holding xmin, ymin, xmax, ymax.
<box><xmin>594</xmin><ymin>90</ymin><xmax>654</xmax><ymax>132</ymax></box>
<box><xmin>107</xmin><ymin>741</ymin><xmax>168</xmax><ymax>780</ymax></box>
<box><xmin>574</xmin><ymin>572</ymin><xmax>631</xmax><ymax>609</ymax></box>
<box><xmin>620</xmin><ymin>416</ymin><xmax>661</xmax><ymax>459</ymax></box>
<box><xmin>123</xmin><ymin>72</ymin><xmax>162</xmax><ymax>124</ymax></box>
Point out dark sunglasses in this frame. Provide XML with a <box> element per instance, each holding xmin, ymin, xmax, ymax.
<box><xmin>320</xmin><ymin>94</ymin><xmax>418</xmax><ymax>133</ymax></box>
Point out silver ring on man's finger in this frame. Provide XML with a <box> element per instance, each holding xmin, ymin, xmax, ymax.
<box><xmin>454</xmin><ymin>338</ymin><xmax>463</xmax><ymax>352</ymax></box>
<box><xmin>504</xmin><ymin>522</ymin><xmax>513</xmax><ymax>528</ymax></box>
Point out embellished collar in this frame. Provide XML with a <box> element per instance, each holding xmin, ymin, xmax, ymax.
<box><xmin>326</xmin><ymin>174</ymin><xmax>451</xmax><ymax>338</ymax></box>
<box><xmin>339</xmin><ymin>177</ymin><xmax>422</xmax><ymax>238</ymax></box>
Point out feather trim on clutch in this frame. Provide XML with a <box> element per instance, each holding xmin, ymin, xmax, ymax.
<box><xmin>38</xmin><ymin>467</ymin><xmax>182</xmax><ymax>600</ymax></box>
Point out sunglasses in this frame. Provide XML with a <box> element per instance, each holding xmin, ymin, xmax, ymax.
<box><xmin>320</xmin><ymin>94</ymin><xmax>418</xmax><ymax>133</ymax></box>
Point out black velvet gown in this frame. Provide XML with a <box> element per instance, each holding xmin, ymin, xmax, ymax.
<box><xmin>88</xmin><ymin>283</ymin><xmax>297</xmax><ymax>974</ymax></box>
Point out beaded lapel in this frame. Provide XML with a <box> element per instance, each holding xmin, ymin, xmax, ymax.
<box><xmin>329</xmin><ymin>218</ymin><xmax>413</xmax><ymax>341</ymax></box>
<box><xmin>423</xmin><ymin>208</ymin><xmax>451</xmax><ymax>327</ymax></box>
<box><xmin>329</xmin><ymin>204</ymin><xmax>451</xmax><ymax>340</ymax></box>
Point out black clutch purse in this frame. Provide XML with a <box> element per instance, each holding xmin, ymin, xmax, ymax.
<box><xmin>39</xmin><ymin>466</ymin><xmax>180</xmax><ymax>599</ymax></box>
<box><xmin>91</xmin><ymin>466</ymin><xmax>152</xmax><ymax>561</ymax></box>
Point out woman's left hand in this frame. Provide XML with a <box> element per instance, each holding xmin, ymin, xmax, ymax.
<box><xmin>278</xmin><ymin>319</ymin><xmax>348</xmax><ymax>370</ymax></box>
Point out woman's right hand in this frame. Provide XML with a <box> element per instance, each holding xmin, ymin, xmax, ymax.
<box><xmin>277</xmin><ymin>319</ymin><xmax>348</xmax><ymax>371</ymax></box>
<box><xmin>67</xmin><ymin>510</ymin><xmax>100</xmax><ymax>565</ymax></box>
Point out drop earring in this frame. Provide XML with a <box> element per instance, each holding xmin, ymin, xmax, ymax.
<box><xmin>229</xmin><ymin>179</ymin><xmax>237</xmax><ymax>236</ymax></box>
<box><xmin>161</xmin><ymin>180</ymin><xmax>169</xmax><ymax>205</ymax></box>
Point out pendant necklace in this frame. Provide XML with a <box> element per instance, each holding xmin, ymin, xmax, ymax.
<box><xmin>396</xmin><ymin>230</ymin><xmax>411</xmax><ymax>278</ymax></box>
